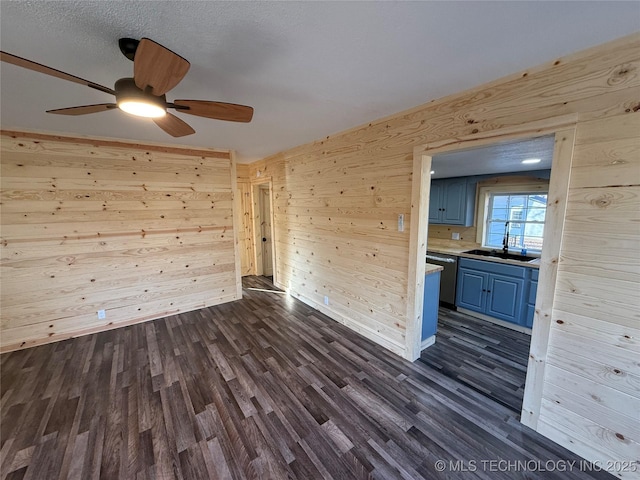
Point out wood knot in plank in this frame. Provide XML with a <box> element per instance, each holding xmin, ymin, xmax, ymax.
<box><xmin>590</xmin><ymin>193</ymin><xmax>613</xmax><ymax>208</ymax></box>
<box><xmin>607</xmin><ymin>63</ymin><xmax>636</xmax><ymax>86</ymax></box>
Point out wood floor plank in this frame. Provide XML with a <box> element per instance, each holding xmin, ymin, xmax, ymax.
<box><xmin>420</xmin><ymin>307</ymin><xmax>530</xmax><ymax>413</ymax></box>
<box><xmin>0</xmin><ymin>276</ymin><xmax>611</xmax><ymax>479</ymax></box>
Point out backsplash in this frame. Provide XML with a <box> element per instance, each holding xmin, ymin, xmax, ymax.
<box><xmin>428</xmin><ymin>224</ymin><xmax>477</xmax><ymax>243</ymax></box>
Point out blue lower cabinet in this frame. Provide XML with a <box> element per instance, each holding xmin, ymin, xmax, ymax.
<box><xmin>486</xmin><ymin>274</ymin><xmax>524</xmax><ymax>323</ymax></box>
<box><xmin>456</xmin><ymin>257</ymin><xmax>536</xmax><ymax>328</ymax></box>
<box><xmin>524</xmin><ymin>271</ymin><xmax>538</xmax><ymax>328</ymax></box>
<box><xmin>422</xmin><ymin>271</ymin><xmax>441</xmax><ymax>341</ymax></box>
<box><xmin>525</xmin><ymin>304</ymin><xmax>535</xmax><ymax>328</ymax></box>
<box><xmin>456</xmin><ymin>268</ymin><xmax>488</xmax><ymax>312</ymax></box>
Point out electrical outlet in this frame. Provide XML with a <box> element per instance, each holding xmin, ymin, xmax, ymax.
<box><xmin>398</xmin><ymin>214</ymin><xmax>404</xmax><ymax>232</ymax></box>
<box><xmin>323</xmin><ymin>296</ymin><xmax>329</xmax><ymax>306</ymax></box>
<box><xmin>97</xmin><ymin>309</ymin><xmax>106</xmax><ymax>320</ymax></box>
<box><xmin>452</xmin><ymin>232</ymin><xmax>461</xmax><ymax>240</ymax></box>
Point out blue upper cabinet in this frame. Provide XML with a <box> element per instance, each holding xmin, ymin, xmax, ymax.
<box><xmin>429</xmin><ymin>178</ymin><xmax>476</xmax><ymax>226</ymax></box>
<box><xmin>428</xmin><ymin>181</ymin><xmax>444</xmax><ymax>223</ymax></box>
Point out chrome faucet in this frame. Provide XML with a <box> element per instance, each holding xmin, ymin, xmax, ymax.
<box><xmin>502</xmin><ymin>221</ymin><xmax>510</xmax><ymax>255</ymax></box>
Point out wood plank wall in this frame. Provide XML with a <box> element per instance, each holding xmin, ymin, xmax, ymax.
<box><xmin>538</xmin><ymin>112</ymin><xmax>640</xmax><ymax>468</ymax></box>
<box><xmin>239</xmin><ymin>33</ymin><xmax>640</xmax><ymax>473</ymax></box>
<box><xmin>0</xmin><ymin>132</ymin><xmax>239</xmax><ymax>352</ymax></box>
<box><xmin>236</xmin><ymin>164</ymin><xmax>255</xmax><ymax>275</ymax></box>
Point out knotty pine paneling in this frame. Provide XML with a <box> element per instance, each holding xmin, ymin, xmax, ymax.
<box><xmin>236</xmin><ymin>164</ymin><xmax>255</xmax><ymax>275</ymax></box>
<box><xmin>1</xmin><ymin>133</ymin><xmax>238</xmax><ymax>352</ymax></box>
<box><xmin>540</xmin><ymin>112</ymin><xmax>640</xmax><ymax>472</ymax></box>
<box><xmin>239</xmin><ymin>33</ymin><xmax>640</xmax><ymax>473</ymax></box>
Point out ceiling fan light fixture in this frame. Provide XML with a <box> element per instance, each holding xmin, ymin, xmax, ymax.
<box><xmin>115</xmin><ymin>77</ymin><xmax>166</xmax><ymax>118</ymax></box>
<box><xmin>118</xmin><ymin>100</ymin><xmax>166</xmax><ymax>118</ymax></box>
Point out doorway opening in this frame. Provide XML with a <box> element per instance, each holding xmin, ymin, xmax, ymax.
<box><xmin>408</xmin><ymin>120</ymin><xmax>577</xmax><ymax>425</ymax></box>
<box><xmin>252</xmin><ymin>182</ymin><xmax>275</xmax><ymax>284</ymax></box>
<box><xmin>422</xmin><ymin>137</ymin><xmax>555</xmax><ymax>411</ymax></box>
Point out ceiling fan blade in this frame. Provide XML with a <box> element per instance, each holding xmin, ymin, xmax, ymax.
<box><xmin>1</xmin><ymin>51</ymin><xmax>115</xmax><ymax>95</ymax></box>
<box><xmin>47</xmin><ymin>103</ymin><xmax>117</xmax><ymax>115</ymax></box>
<box><xmin>172</xmin><ymin>100</ymin><xmax>254</xmax><ymax>123</ymax></box>
<box><xmin>153</xmin><ymin>113</ymin><xmax>195</xmax><ymax>137</ymax></box>
<box><xmin>134</xmin><ymin>38</ymin><xmax>190</xmax><ymax>96</ymax></box>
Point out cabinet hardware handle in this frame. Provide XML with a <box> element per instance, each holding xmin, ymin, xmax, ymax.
<box><xmin>487</xmin><ymin>290</ymin><xmax>491</xmax><ymax>293</ymax></box>
<box><xmin>426</xmin><ymin>255</ymin><xmax>456</xmax><ymax>263</ymax></box>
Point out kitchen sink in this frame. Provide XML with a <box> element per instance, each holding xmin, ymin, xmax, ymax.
<box><xmin>463</xmin><ymin>249</ymin><xmax>537</xmax><ymax>262</ymax></box>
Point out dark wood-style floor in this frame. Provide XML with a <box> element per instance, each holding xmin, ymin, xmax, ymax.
<box><xmin>0</xmin><ymin>276</ymin><xmax>611</xmax><ymax>480</ymax></box>
<box><xmin>420</xmin><ymin>308</ymin><xmax>530</xmax><ymax>413</ymax></box>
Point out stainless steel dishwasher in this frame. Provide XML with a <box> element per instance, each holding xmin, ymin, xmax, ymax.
<box><xmin>426</xmin><ymin>251</ymin><xmax>458</xmax><ymax>307</ymax></box>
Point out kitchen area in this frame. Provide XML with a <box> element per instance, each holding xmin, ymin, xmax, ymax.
<box><xmin>420</xmin><ymin>135</ymin><xmax>555</xmax><ymax>412</ymax></box>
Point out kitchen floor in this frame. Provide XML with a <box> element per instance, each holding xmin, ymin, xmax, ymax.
<box><xmin>419</xmin><ymin>307</ymin><xmax>531</xmax><ymax>414</ymax></box>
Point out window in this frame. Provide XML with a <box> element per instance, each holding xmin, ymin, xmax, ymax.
<box><xmin>484</xmin><ymin>192</ymin><xmax>547</xmax><ymax>251</ymax></box>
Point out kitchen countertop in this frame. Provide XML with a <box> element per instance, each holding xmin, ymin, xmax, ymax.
<box><xmin>426</xmin><ymin>239</ymin><xmax>540</xmax><ymax>268</ymax></box>
<box><xmin>425</xmin><ymin>263</ymin><xmax>444</xmax><ymax>275</ymax></box>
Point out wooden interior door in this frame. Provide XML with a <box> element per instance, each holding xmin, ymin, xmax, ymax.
<box><xmin>260</xmin><ymin>185</ymin><xmax>273</xmax><ymax>276</ymax></box>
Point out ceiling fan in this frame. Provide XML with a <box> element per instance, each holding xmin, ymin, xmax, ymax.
<box><xmin>0</xmin><ymin>37</ymin><xmax>254</xmax><ymax>137</ymax></box>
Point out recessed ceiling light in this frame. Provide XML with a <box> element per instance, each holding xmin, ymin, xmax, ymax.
<box><xmin>430</xmin><ymin>170</ymin><xmax>435</xmax><ymax>174</ymax></box>
<box><xmin>522</xmin><ymin>158</ymin><xmax>541</xmax><ymax>164</ymax></box>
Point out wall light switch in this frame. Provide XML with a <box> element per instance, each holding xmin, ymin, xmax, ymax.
<box><xmin>398</xmin><ymin>214</ymin><xmax>404</xmax><ymax>232</ymax></box>
<box><xmin>451</xmin><ymin>232</ymin><xmax>461</xmax><ymax>240</ymax></box>
<box><xmin>324</xmin><ymin>296</ymin><xmax>329</xmax><ymax>306</ymax></box>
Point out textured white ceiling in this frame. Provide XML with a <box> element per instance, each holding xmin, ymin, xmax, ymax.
<box><xmin>1</xmin><ymin>1</ymin><xmax>638</xmax><ymax>163</ymax></box>
<box><xmin>432</xmin><ymin>135</ymin><xmax>555</xmax><ymax>179</ymax></box>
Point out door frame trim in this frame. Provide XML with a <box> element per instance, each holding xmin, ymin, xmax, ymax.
<box><xmin>407</xmin><ymin>114</ymin><xmax>577</xmax><ymax>431</ymax></box>
<box><xmin>250</xmin><ymin>179</ymin><xmax>277</xmax><ymax>284</ymax></box>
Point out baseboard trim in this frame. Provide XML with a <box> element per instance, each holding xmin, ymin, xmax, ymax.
<box><xmin>457</xmin><ymin>308</ymin><xmax>532</xmax><ymax>334</ymax></box>
<box><xmin>421</xmin><ymin>335</ymin><xmax>436</xmax><ymax>351</ymax></box>
<box><xmin>286</xmin><ymin>289</ymin><xmax>406</xmax><ymax>358</ymax></box>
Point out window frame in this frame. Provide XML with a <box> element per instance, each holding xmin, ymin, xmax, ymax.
<box><xmin>476</xmin><ymin>183</ymin><xmax>549</xmax><ymax>253</ymax></box>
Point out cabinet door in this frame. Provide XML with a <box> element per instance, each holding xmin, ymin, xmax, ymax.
<box><xmin>486</xmin><ymin>274</ymin><xmax>524</xmax><ymax>324</ymax></box>
<box><xmin>441</xmin><ymin>178</ymin><xmax>467</xmax><ymax>225</ymax></box>
<box><xmin>525</xmin><ymin>304</ymin><xmax>535</xmax><ymax>328</ymax></box>
<box><xmin>428</xmin><ymin>181</ymin><xmax>443</xmax><ymax>223</ymax></box>
<box><xmin>525</xmin><ymin>279</ymin><xmax>538</xmax><ymax>328</ymax></box>
<box><xmin>456</xmin><ymin>268</ymin><xmax>488</xmax><ymax>313</ymax></box>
